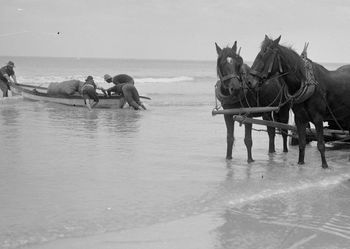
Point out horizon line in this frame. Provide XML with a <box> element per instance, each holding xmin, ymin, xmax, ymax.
<box><xmin>0</xmin><ymin>54</ymin><xmax>217</xmax><ymax>63</ymax></box>
<box><xmin>0</xmin><ymin>55</ymin><xmax>348</xmax><ymax>65</ymax></box>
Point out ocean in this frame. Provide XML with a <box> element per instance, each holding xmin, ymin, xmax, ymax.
<box><xmin>0</xmin><ymin>56</ymin><xmax>350</xmax><ymax>249</ymax></box>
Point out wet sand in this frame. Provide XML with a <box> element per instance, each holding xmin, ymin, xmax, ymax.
<box><xmin>26</xmin><ymin>213</ymin><xmax>221</xmax><ymax>249</ymax></box>
<box><xmin>25</xmin><ymin>206</ymin><xmax>350</xmax><ymax>249</ymax></box>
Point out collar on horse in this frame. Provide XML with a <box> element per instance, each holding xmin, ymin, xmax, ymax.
<box><xmin>283</xmin><ymin>51</ymin><xmax>318</xmax><ymax>105</ymax></box>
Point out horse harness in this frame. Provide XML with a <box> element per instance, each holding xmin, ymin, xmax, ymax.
<box><xmin>283</xmin><ymin>56</ymin><xmax>318</xmax><ymax>106</ymax></box>
<box><xmin>216</xmin><ymin>59</ymin><xmax>286</xmax><ymax>112</ymax></box>
<box><xmin>215</xmin><ymin>64</ymin><xmax>253</xmax><ymax>107</ymax></box>
<box><xmin>261</xmin><ymin>44</ymin><xmax>346</xmax><ymax>132</ymax></box>
<box><xmin>252</xmin><ymin>45</ymin><xmax>318</xmax><ymax>107</ymax></box>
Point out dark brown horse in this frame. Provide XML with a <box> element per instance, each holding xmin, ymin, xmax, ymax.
<box><xmin>249</xmin><ymin>35</ymin><xmax>350</xmax><ymax>168</ymax></box>
<box><xmin>215</xmin><ymin>41</ymin><xmax>290</xmax><ymax>162</ymax></box>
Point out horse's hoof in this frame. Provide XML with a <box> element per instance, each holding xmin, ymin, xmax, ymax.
<box><xmin>247</xmin><ymin>158</ymin><xmax>255</xmax><ymax>163</ymax></box>
<box><xmin>322</xmin><ymin>164</ymin><xmax>329</xmax><ymax>169</ymax></box>
<box><xmin>226</xmin><ymin>156</ymin><xmax>232</xmax><ymax>160</ymax></box>
<box><xmin>283</xmin><ymin>149</ymin><xmax>288</xmax><ymax>153</ymax></box>
<box><xmin>268</xmin><ymin>150</ymin><xmax>276</xmax><ymax>154</ymax></box>
<box><xmin>298</xmin><ymin>161</ymin><xmax>305</xmax><ymax>165</ymax></box>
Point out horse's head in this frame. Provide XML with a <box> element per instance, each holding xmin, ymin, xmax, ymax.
<box><xmin>215</xmin><ymin>41</ymin><xmax>244</xmax><ymax>96</ymax></box>
<box><xmin>249</xmin><ymin>35</ymin><xmax>283</xmax><ymax>89</ymax></box>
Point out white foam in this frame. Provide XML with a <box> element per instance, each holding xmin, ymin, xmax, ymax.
<box><xmin>228</xmin><ymin>174</ymin><xmax>350</xmax><ymax>206</ymax></box>
<box><xmin>16</xmin><ymin>76</ymin><xmax>195</xmax><ymax>87</ymax></box>
<box><xmin>135</xmin><ymin>76</ymin><xmax>194</xmax><ymax>83</ymax></box>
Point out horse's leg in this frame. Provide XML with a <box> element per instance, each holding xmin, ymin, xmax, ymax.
<box><xmin>224</xmin><ymin>114</ymin><xmax>235</xmax><ymax>160</ymax></box>
<box><xmin>295</xmin><ymin>118</ymin><xmax>308</xmax><ymax>165</ymax></box>
<box><xmin>313</xmin><ymin>116</ymin><xmax>328</xmax><ymax>168</ymax></box>
<box><xmin>274</xmin><ymin>108</ymin><xmax>289</xmax><ymax>153</ymax></box>
<box><xmin>244</xmin><ymin>122</ymin><xmax>254</xmax><ymax>163</ymax></box>
<box><xmin>263</xmin><ymin>113</ymin><xmax>276</xmax><ymax>153</ymax></box>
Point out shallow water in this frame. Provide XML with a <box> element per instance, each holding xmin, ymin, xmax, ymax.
<box><xmin>1</xmin><ymin>97</ymin><xmax>350</xmax><ymax>249</ymax></box>
<box><xmin>0</xmin><ymin>58</ymin><xmax>350</xmax><ymax>248</ymax></box>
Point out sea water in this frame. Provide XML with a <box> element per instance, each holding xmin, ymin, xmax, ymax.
<box><xmin>0</xmin><ymin>57</ymin><xmax>350</xmax><ymax>249</ymax></box>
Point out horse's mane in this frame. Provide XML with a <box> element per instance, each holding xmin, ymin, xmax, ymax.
<box><xmin>261</xmin><ymin>38</ymin><xmax>306</xmax><ymax>82</ymax></box>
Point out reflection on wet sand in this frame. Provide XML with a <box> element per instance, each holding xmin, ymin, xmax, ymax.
<box><xmin>0</xmin><ymin>106</ymin><xmax>22</xmax><ymax>165</ymax></box>
<box><xmin>43</xmin><ymin>103</ymin><xmax>142</xmax><ymax>135</ymax></box>
<box><xmin>99</xmin><ymin>108</ymin><xmax>142</xmax><ymax>134</ymax></box>
<box><xmin>0</xmin><ymin>106</ymin><xmax>20</xmax><ymax>127</ymax></box>
<box><xmin>213</xmin><ymin>178</ymin><xmax>350</xmax><ymax>249</ymax></box>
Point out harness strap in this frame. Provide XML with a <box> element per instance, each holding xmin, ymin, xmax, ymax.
<box><xmin>267</xmin><ymin>57</ymin><xmax>274</xmax><ymax>75</ymax></box>
<box><xmin>217</xmin><ymin>64</ymin><xmax>240</xmax><ymax>82</ymax></box>
<box><xmin>221</xmin><ymin>73</ymin><xmax>238</xmax><ymax>81</ymax></box>
<box><xmin>277</xmin><ymin>54</ymin><xmax>283</xmax><ymax>73</ymax></box>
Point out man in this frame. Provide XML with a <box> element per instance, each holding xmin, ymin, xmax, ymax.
<box><xmin>104</xmin><ymin>74</ymin><xmax>146</xmax><ymax>110</ymax></box>
<box><xmin>81</xmin><ymin>76</ymin><xmax>107</xmax><ymax>110</ymax></box>
<box><xmin>0</xmin><ymin>61</ymin><xmax>17</xmax><ymax>97</ymax></box>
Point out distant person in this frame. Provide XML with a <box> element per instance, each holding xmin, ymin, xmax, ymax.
<box><xmin>104</xmin><ymin>74</ymin><xmax>146</xmax><ymax>110</ymax></box>
<box><xmin>0</xmin><ymin>61</ymin><xmax>17</xmax><ymax>97</ymax></box>
<box><xmin>81</xmin><ymin>76</ymin><xmax>107</xmax><ymax>111</ymax></box>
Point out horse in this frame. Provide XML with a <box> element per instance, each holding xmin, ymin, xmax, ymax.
<box><xmin>249</xmin><ymin>35</ymin><xmax>350</xmax><ymax>168</ymax></box>
<box><xmin>215</xmin><ymin>41</ymin><xmax>290</xmax><ymax>162</ymax></box>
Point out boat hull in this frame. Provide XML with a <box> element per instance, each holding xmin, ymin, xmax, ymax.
<box><xmin>10</xmin><ymin>83</ymin><xmax>126</xmax><ymax>109</ymax></box>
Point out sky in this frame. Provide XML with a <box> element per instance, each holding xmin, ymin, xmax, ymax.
<box><xmin>1</xmin><ymin>0</ymin><xmax>350</xmax><ymax>63</ymax></box>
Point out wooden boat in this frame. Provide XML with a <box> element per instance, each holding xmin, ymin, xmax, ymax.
<box><xmin>9</xmin><ymin>83</ymin><xmax>126</xmax><ymax>108</ymax></box>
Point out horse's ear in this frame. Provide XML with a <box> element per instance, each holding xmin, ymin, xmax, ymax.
<box><xmin>215</xmin><ymin>42</ymin><xmax>222</xmax><ymax>55</ymax></box>
<box><xmin>273</xmin><ymin>36</ymin><xmax>281</xmax><ymax>46</ymax></box>
<box><xmin>232</xmin><ymin>41</ymin><xmax>237</xmax><ymax>53</ymax></box>
<box><xmin>264</xmin><ymin>35</ymin><xmax>269</xmax><ymax>41</ymax></box>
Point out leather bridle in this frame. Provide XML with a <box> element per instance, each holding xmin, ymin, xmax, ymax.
<box><xmin>217</xmin><ymin>64</ymin><xmax>241</xmax><ymax>83</ymax></box>
<box><xmin>250</xmin><ymin>47</ymin><xmax>284</xmax><ymax>83</ymax></box>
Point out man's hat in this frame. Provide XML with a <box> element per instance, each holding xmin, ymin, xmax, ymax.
<box><xmin>7</xmin><ymin>61</ymin><xmax>15</xmax><ymax>67</ymax></box>
<box><xmin>85</xmin><ymin>75</ymin><xmax>94</xmax><ymax>81</ymax></box>
<box><xmin>104</xmin><ymin>74</ymin><xmax>112</xmax><ymax>81</ymax></box>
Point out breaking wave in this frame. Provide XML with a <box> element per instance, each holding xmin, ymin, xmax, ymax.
<box><xmin>135</xmin><ymin>76</ymin><xmax>194</xmax><ymax>83</ymax></box>
<box><xmin>16</xmin><ymin>76</ymin><xmax>195</xmax><ymax>86</ymax></box>
<box><xmin>228</xmin><ymin>174</ymin><xmax>350</xmax><ymax>207</ymax></box>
